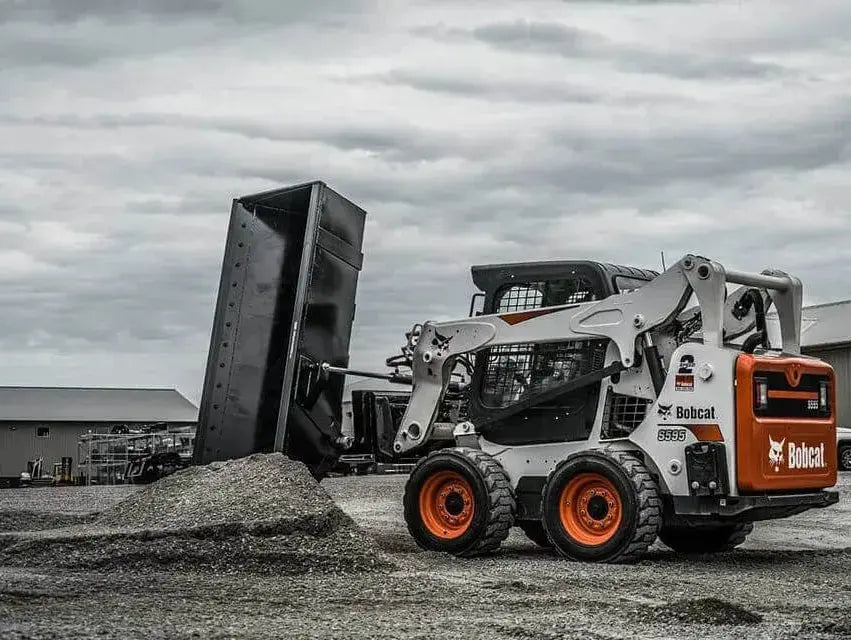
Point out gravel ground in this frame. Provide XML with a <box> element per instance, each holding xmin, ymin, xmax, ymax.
<box><xmin>0</xmin><ymin>485</ymin><xmax>138</xmax><ymax>515</ymax></box>
<box><xmin>0</xmin><ymin>470</ymin><xmax>849</xmax><ymax>639</ymax></box>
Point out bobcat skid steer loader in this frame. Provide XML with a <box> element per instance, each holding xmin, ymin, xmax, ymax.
<box><xmin>192</xmin><ymin>182</ymin><xmax>837</xmax><ymax>564</ymax></box>
<box><xmin>392</xmin><ymin>254</ymin><xmax>839</xmax><ymax>563</ymax></box>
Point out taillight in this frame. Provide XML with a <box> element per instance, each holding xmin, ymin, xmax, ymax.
<box><xmin>819</xmin><ymin>380</ymin><xmax>830</xmax><ymax>412</ymax></box>
<box><xmin>754</xmin><ymin>377</ymin><xmax>769</xmax><ymax>410</ymax></box>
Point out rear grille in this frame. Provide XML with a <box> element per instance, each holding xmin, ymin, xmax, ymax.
<box><xmin>755</xmin><ymin>372</ymin><xmax>830</xmax><ymax>418</ymax></box>
<box><xmin>602</xmin><ymin>392</ymin><xmax>650</xmax><ymax>438</ymax></box>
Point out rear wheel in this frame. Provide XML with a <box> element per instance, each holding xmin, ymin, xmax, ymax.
<box><xmin>517</xmin><ymin>521</ymin><xmax>553</xmax><ymax>548</ymax></box>
<box><xmin>839</xmin><ymin>445</ymin><xmax>851</xmax><ymax>472</ymax></box>
<box><xmin>404</xmin><ymin>447</ymin><xmax>515</xmax><ymax>557</ymax></box>
<box><xmin>541</xmin><ymin>450</ymin><xmax>662</xmax><ymax>563</ymax></box>
<box><xmin>659</xmin><ymin>523</ymin><xmax>753</xmax><ymax>553</ymax></box>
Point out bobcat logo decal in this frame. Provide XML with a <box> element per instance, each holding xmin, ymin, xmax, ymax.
<box><xmin>657</xmin><ymin>404</ymin><xmax>672</xmax><ymax>419</ymax></box>
<box><xmin>432</xmin><ymin>331</ymin><xmax>453</xmax><ymax>351</ymax></box>
<box><xmin>768</xmin><ymin>435</ymin><xmax>786</xmax><ymax>472</ymax></box>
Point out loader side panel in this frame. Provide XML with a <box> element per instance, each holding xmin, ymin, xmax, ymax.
<box><xmin>193</xmin><ymin>182</ymin><xmax>366</xmax><ymax>475</ymax></box>
<box><xmin>735</xmin><ymin>354</ymin><xmax>837</xmax><ymax>492</ymax></box>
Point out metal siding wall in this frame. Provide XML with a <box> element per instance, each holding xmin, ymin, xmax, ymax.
<box><xmin>803</xmin><ymin>346</ymin><xmax>851</xmax><ymax>427</ymax></box>
<box><xmin>0</xmin><ymin>423</ymin><xmax>108</xmax><ymax>478</ymax></box>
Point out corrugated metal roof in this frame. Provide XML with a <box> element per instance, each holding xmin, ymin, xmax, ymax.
<box><xmin>0</xmin><ymin>387</ymin><xmax>198</xmax><ymax>423</ymax></box>
<box><xmin>764</xmin><ymin>299</ymin><xmax>851</xmax><ymax>349</ymax></box>
<box><xmin>798</xmin><ymin>299</ymin><xmax>851</xmax><ymax>348</ymax></box>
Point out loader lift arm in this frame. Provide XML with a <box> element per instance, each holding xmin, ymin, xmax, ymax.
<box><xmin>392</xmin><ymin>254</ymin><xmax>802</xmax><ymax>454</ymax></box>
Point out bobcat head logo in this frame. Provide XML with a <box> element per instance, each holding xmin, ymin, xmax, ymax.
<box><xmin>768</xmin><ymin>435</ymin><xmax>786</xmax><ymax>472</ymax></box>
<box><xmin>431</xmin><ymin>331</ymin><xmax>453</xmax><ymax>351</ymax></box>
<box><xmin>657</xmin><ymin>404</ymin><xmax>672</xmax><ymax>419</ymax></box>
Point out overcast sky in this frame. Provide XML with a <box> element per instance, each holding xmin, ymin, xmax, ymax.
<box><xmin>1</xmin><ymin>0</ymin><xmax>850</xmax><ymax>404</ymax></box>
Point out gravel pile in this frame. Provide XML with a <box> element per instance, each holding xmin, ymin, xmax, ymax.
<box><xmin>0</xmin><ymin>511</ymin><xmax>94</xmax><ymax>533</ymax></box>
<box><xmin>0</xmin><ymin>454</ymin><xmax>393</xmax><ymax>574</ymax></box>
<box><xmin>650</xmin><ymin>598</ymin><xmax>763</xmax><ymax>625</ymax></box>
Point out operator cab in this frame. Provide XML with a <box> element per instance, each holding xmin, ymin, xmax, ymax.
<box><xmin>465</xmin><ymin>261</ymin><xmax>658</xmax><ymax>447</ymax></box>
<box><xmin>468</xmin><ymin>260</ymin><xmax>658</xmax><ymax>318</ymax></box>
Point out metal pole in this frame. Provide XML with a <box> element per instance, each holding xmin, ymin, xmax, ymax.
<box><xmin>725</xmin><ymin>269</ymin><xmax>790</xmax><ymax>292</ymax></box>
<box><xmin>321</xmin><ymin>363</ymin><xmax>412</xmax><ymax>383</ymax></box>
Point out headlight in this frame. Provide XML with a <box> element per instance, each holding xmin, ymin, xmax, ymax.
<box><xmin>819</xmin><ymin>380</ymin><xmax>829</xmax><ymax>412</ymax></box>
<box><xmin>754</xmin><ymin>377</ymin><xmax>769</xmax><ymax>410</ymax></box>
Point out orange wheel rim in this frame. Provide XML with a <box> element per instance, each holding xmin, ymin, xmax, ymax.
<box><xmin>418</xmin><ymin>471</ymin><xmax>475</xmax><ymax>539</ymax></box>
<box><xmin>559</xmin><ymin>472</ymin><xmax>622</xmax><ymax>546</ymax></box>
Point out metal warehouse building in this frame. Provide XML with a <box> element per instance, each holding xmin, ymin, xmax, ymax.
<box><xmin>796</xmin><ymin>300</ymin><xmax>851</xmax><ymax>427</ymax></box>
<box><xmin>0</xmin><ymin>387</ymin><xmax>198</xmax><ymax>485</ymax></box>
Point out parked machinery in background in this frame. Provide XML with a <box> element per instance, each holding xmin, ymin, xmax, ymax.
<box><xmin>336</xmin><ymin>326</ymin><xmax>473</xmax><ymax>476</ymax></box>
<box><xmin>123</xmin><ymin>450</ymin><xmax>187</xmax><ymax>484</ymax></box>
<box><xmin>53</xmin><ymin>457</ymin><xmax>73</xmax><ymax>486</ymax></box>
<box><xmin>838</xmin><ymin>427</ymin><xmax>851</xmax><ymax>471</ymax></box>
<box><xmin>121</xmin><ymin>425</ymin><xmax>195</xmax><ymax>485</ymax></box>
<box><xmin>19</xmin><ymin>458</ymin><xmax>54</xmax><ymax>488</ymax></box>
<box><xmin>77</xmin><ymin>424</ymin><xmax>195</xmax><ymax>485</ymax></box>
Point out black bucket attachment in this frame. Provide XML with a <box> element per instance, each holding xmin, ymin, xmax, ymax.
<box><xmin>192</xmin><ymin>181</ymin><xmax>366</xmax><ymax>477</ymax></box>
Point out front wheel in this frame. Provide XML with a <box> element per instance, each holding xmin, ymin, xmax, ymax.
<box><xmin>403</xmin><ymin>448</ymin><xmax>515</xmax><ymax>557</ymax></box>
<box><xmin>541</xmin><ymin>450</ymin><xmax>662</xmax><ymax>563</ymax></box>
<box><xmin>659</xmin><ymin>523</ymin><xmax>753</xmax><ymax>553</ymax></box>
<box><xmin>839</xmin><ymin>445</ymin><xmax>851</xmax><ymax>472</ymax></box>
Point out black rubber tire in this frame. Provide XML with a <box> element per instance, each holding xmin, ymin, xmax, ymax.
<box><xmin>839</xmin><ymin>445</ymin><xmax>851</xmax><ymax>472</ymax></box>
<box><xmin>541</xmin><ymin>449</ymin><xmax>662</xmax><ymax>563</ymax></box>
<box><xmin>658</xmin><ymin>523</ymin><xmax>753</xmax><ymax>554</ymax></box>
<box><xmin>403</xmin><ymin>447</ymin><xmax>515</xmax><ymax>557</ymax></box>
<box><xmin>517</xmin><ymin>521</ymin><xmax>553</xmax><ymax>548</ymax></box>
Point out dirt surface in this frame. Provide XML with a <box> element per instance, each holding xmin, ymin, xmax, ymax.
<box><xmin>0</xmin><ymin>472</ymin><xmax>849</xmax><ymax>639</ymax></box>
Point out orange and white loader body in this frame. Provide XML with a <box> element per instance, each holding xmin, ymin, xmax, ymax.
<box><xmin>394</xmin><ymin>254</ymin><xmax>837</xmax><ymax>562</ymax></box>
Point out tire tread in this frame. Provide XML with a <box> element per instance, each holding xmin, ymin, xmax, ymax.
<box><xmin>543</xmin><ymin>448</ymin><xmax>663</xmax><ymax>564</ymax></box>
<box><xmin>404</xmin><ymin>447</ymin><xmax>515</xmax><ymax>557</ymax></box>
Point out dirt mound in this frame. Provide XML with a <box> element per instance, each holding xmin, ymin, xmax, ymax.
<box><xmin>652</xmin><ymin>597</ymin><xmax>763</xmax><ymax>625</ymax></box>
<box><xmin>0</xmin><ymin>454</ymin><xmax>393</xmax><ymax>574</ymax></box>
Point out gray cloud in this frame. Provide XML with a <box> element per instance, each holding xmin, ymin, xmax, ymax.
<box><xmin>462</xmin><ymin>20</ymin><xmax>787</xmax><ymax>79</ymax></box>
<box><xmin>0</xmin><ymin>0</ymin><xmax>850</xmax><ymax>402</ymax></box>
<box><xmin>0</xmin><ymin>0</ymin><xmax>223</xmax><ymax>23</ymax></box>
<box><xmin>367</xmin><ymin>69</ymin><xmax>604</xmax><ymax>104</ymax></box>
<box><xmin>0</xmin><ymin>112</ymin><xmax>498</xmax><ymax>164</ymax></box>
<box><xmin>0</xmin><ymin>0</ymin><xmax>370</xmax><ymax>25</ymax></box>
<box><xmin>0</xmin><ymin>0</ymin><xmax>376</xmax><ymax>70</ymax></box>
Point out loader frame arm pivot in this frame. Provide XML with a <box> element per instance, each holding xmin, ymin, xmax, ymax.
<box><xmin>392</xmin><ymin>254</ymin><xmax>802</xmax><ymax>454</ymax></box>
